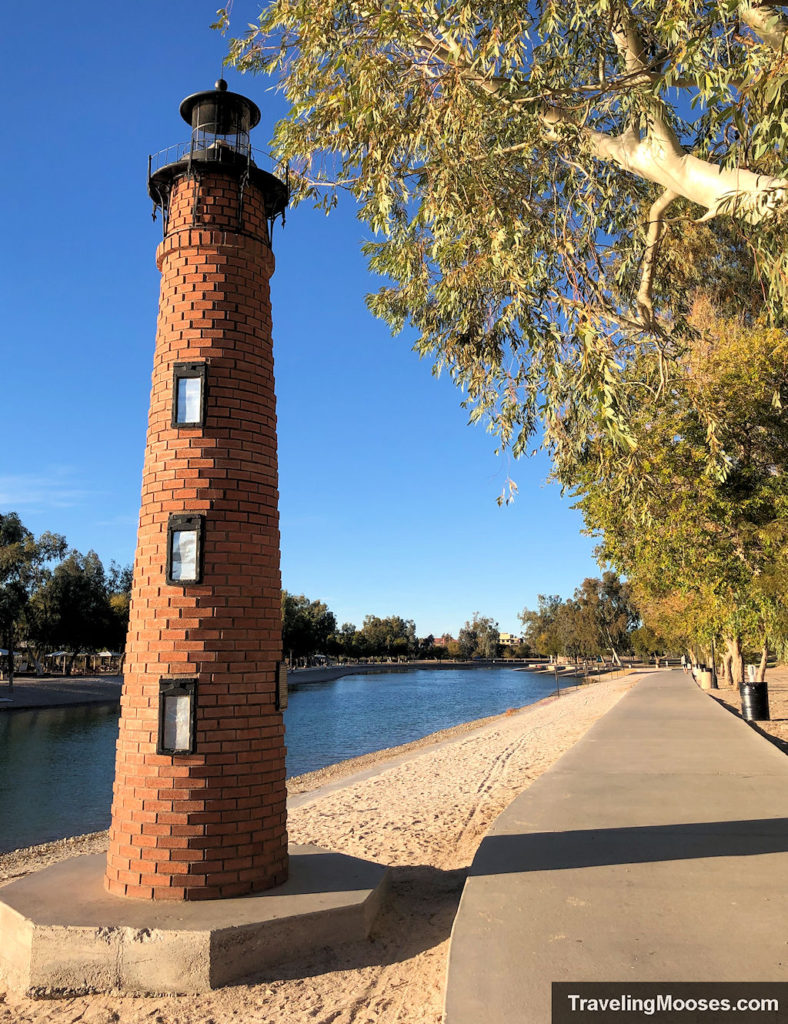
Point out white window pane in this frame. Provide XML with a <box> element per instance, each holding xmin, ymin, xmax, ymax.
<box><xmin>163</xmin><ymin>693</ymin><xmax>191</xmax><ymax>750</ymax></box>
<box><xmin>176</xmin><ymin>376</ymin><xmax>202</xmax><ymax>423</ymax></box>
<box><xmin>171</xmin><ymin>530</ymin><xmax>198</xmax><ymax>581</ymax></box>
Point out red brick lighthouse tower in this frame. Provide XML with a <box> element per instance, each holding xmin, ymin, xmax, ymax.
<box><xmin>106</xmin><ymin>80</ymin><xmax>290</xmax><ymax>901</ymax></box>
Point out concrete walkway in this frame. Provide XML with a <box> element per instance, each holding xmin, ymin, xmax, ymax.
<box><xmin>445</xmin><ymin>670</ymin><xmax>788</xmax><ymax>1023</ymax></box>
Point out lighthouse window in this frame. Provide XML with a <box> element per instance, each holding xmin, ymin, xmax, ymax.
<box><xmin>177</xmin><ymin>377</ymin><xmax>201</xmax><ymax>422</ymax></box>
<box><xmin>166</xmin><ymin>514</ymin><xmax>204</xmax><ymax>584</ymax></box>
<box><xmin>172</xmin><ymin>363</ymin><xmax>207</xmax><ymax>427</ymax></box>
<box><xmin>157</xmin><ymin>678</ymin><xmax>197</xmax><ymax>755</ymax></box>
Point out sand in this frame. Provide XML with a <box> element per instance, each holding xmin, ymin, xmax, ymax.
<box><xmin>0</xmin><ymin>673</ymin><xmax>638</xmax><ymax>1024</ymax></box>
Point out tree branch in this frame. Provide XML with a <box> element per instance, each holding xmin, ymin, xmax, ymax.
<box><xmin>609</xmin><ymin>1</ymin><xmax>677</xmax><ymax>149</ymax></box>
<box><xmin>414</xmin><ymin>14</ymin><xmax>787</xmax><ymax>223</ymax></box>
<box><xmin>637</xmin><ymin>189</ymin><xmax>679</xmax><ymax>324</ymax></box>
<box><xmin>739</xmin><ymin>2</ymin><xmax>788</xmax><ymax>51</ymax></box>
<box><xmin>580</xmin><ymin>124</ymin><xmax>786</xmax><ymax>221</ymax></box>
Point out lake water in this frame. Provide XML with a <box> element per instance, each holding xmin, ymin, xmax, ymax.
<box><xmin>0</xmin><ymin>666</ymin><xmax>557</xmax><ymax>853</ymax></box>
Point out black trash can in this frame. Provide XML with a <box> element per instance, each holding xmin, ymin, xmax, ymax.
<box><xmin>740</xmin><ymin>682</ymin><xmax>770</xmax><ymax>721</ymax></box>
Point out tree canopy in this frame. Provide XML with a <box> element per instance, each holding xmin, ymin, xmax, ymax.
<box><xmin>224</xmin><ymin>0</ymin><xmax>788</xmax><ymax>475</ymax></box>
<box><xmin>281</xmin><ymin>591</ymin><xmax>338</xmax><ymax>662</ymax></box>
<box><xmin>358</xmin><ymin>614</ymin><xmax>419</xmax><ymax>658</ymax></box>
<box><xmin>457</xmin><ymin>612</ymin><xmax>500</xmax><ymax>659</ymax></box>
<box><xmin>568</xmin><ymin>310</ymin><xmax>788</xmax><ymax>680</ymax></box>
<box><xmin>0</xmin><ymin>513</ymin><xmax>65</xmax><ymax>685</ymax></box>
<box><xmin>0</xmin><ymin>514</ymin><xmax>132</xmax><ymax>680</ymax></box>
<box><xmin>520</xmin><ymin>572</ymin><xmax>638</xmax><ymax>661</ymax></box>
<box><xmin>39</xmin><ymin>551</ymin><xmax>117</xmax><ymax>662</ymax></box>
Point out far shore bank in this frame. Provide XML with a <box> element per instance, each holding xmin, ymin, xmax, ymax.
<box><xmin>285</xmin><ymin>658</ymin><xmax>635</xmax><ymax>688</ymax></box>
<box><xmin>0</xmin><ymin>675</ymin><xmax>123</xmax><ymax>713</ymax></box>
<box><xmin>0</xmin><ymin>660</ymin><xmax>552</xmax><ymax>713</ymax></box>
<box><xmin>0</xmin><ymin>659</ymin><xmax>634</xmax><ymax>713</ymax></box>
<box><xmin>287</xmin><ymin>658</ymin><xmax>547</xmax><ymax>685</ymax></box>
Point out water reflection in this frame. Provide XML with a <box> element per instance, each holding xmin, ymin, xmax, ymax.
<box><xmin>284</xmin><ymin>667</ymin><xmax>558</xmax><ymax>776</ymax></box>
<box><xmin>0</xmin><ymin>704</ymin><xmax>120</xmax><ymax>853</ymax></box>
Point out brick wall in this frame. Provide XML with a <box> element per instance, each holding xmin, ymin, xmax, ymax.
<box><xmin>105</xmin><ymin>170</ymin><xmax>288</xmax><ymax>901</ymax></box>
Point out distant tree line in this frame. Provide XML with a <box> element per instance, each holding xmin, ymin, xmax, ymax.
<box><xmin>281</xmin><ymin>594</ymin><xmax>530</xmax><ymax>666</ymax></box>
<box><xmin>0</xmin><ymin>512</ymin><xmax>132</xmax><ymax>687</ymax></box>
<box><xmin>282</xmin><ymin>592</ymin><xmax>422</xmax><ymax>665</ymax></box>
<box><xmin>520</xmin><ymin>573</ymin><xmax>640</xmax><ymax>666</ymax></box>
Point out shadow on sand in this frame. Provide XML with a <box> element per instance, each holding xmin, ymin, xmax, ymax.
<box><xmin>237</xmin><ymin>864</ymin><xmax>468</xmax><ymax>983</ymax></box>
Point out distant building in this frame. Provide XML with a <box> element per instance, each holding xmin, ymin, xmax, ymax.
<box><xmin>499</xmin><ymin>632</ymin><xmax>523</xmax><ymax>646</ymax></box>
<box><xmin>433</xmin><ymin>635</ymin><xmax>454</xmax><ymax>648</ymax></box>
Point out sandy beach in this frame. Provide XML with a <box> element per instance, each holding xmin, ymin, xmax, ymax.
<box><xmin>0</xmin><ymin>674</ymin><xmax>638</xmax><ymax>1024</ymax></box>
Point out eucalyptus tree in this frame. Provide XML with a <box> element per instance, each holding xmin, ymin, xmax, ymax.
<box><xmin>520</xmin><ymin>575</ymin><xmax>636</xmax><ymax>662</ymax></box>
<box><xmin>39</xmin><ymin>550</ymin><xmax>116</xmax><ymax>674</ymax></box>
<box><xmin>519</xmin><ymin>594</ymin><xmax>564</xmax><ymax>658</ymax></box>
<box><xmin>629</xmin><ymin>623</ymin><xmax>665</xmax><ymax>661</ymax></box>
<box><xmin>457</xmin><ymin>613</ymin><xmax>500</xmax><ymax>659</ymax></box>
<box><xmin>281</xmin><ymin>591</ymin><xmax>338</xmax><ymax>663</ymax></box>
<box><xmin>0</xmin><ymin>513</ymin><xmax>66</xmax><ymax>687</ymax></box>
<box><xmin>361</xmin><ymin>613</ymin><xmax>418</xmax><ymax>657</ymax></box>
<box><xmin>223</xmin><ymin>0</ymin><xmax>788</xmax><ymax>477</ymax></box>
<box><xmin>574</xmin><ymin>572</ymin><xmax>638</xmax><ymax>665</ymax></box>
<box><xmin>571</xmin><ymin>316</ymin><xmax>788</xmax><ymax>683</ymax></box>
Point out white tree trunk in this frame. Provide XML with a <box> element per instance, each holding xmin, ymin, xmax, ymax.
<box><xmin>587</xmin><ymin>129</ymin><xmax>787</xmax><ymax>222</ymax></box>
<box><xmin>756</xmin><ymin>643</ymin><xmax>769</xmax><ymax>683</ymax></box>
<box><xmin>725</xmin><ymin>637</ymin><xmax>744</xmax><ymax>686</ymax></box>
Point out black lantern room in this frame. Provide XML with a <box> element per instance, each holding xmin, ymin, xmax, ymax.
<box><xmin>148</xmin><ymin>79</ymin><xmax>288</xmax><ymax>229</ymax></box>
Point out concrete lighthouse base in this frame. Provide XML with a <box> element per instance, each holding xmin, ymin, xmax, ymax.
<box><xmin>0</xmin><ymin>846</ymin><xmax>389</xmax><ymax>995</ymax></box>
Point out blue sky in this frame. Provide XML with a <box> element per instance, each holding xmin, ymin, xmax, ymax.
<box><xmin>1</xmin><ymin>1</ymin><xmax>600</xmax><ymax>636</ymax></box>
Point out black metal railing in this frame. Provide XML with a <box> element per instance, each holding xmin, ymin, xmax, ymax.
<box><xmin>149</xmin><ymin>141</ymin><xmax>285</xmax><ymax>180</ymax></box>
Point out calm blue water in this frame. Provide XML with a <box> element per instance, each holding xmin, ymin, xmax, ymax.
<box><xmin>286</xmin><ymin>667</ymin><xmax>558</xmax><ymax>775</ymax></box>
<box><xmin>0</xmin><ymin>704</ymin><xmax>121</xmax><ymax>854</ymax></box>
<box><xmin>0</xmin><ymin>667</ymin><xmax>556</xmax><ymax>852</ymax></box>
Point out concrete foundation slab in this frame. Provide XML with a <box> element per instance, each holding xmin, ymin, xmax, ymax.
<box><xmin>0</xmin><ymin>844</ymin><xmax>389</xmax><ymax>995</ymax></box>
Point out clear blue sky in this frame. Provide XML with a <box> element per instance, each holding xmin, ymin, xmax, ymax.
<box><xmin>0</xmin><ymin>1</ymin><xmax>600</xmax><ymax>637</ymax></box>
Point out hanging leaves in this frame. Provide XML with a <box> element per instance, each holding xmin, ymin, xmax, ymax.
<box><xmin>221</xmin><ymin>0</ymin><xmax>788</xmax><ymax>471</ymax></box>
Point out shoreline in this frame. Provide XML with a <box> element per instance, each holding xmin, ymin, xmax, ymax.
<box><xmin>0</xmin><ymin>659</ymin><xmax>623</xmax><ymax>714</ymax></box>
<box><xmin>285</xmin><ymin>671</ymin><xmax>632</xmax><ymax>795</ymax></box>
<box><xmin>0</xmin><ymin>672</ymin><xmax>632</xmax><ymax>863</ymax></box>
<box><xmin>0</xmin><ymin>673</ymin><xmax>640</xmax><ymax>1023</ymax></box>
<box><xmin>0</xmin><ymin>682</ymin><xmax>580</xmax><ymax>871</ymax></box>
<box><xmin>0</xmin><ymin>676</ymin><xmax>123</xmax><ymax>713</ymax></box>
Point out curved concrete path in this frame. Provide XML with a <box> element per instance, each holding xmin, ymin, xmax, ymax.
<box><xmin>445</xmin><ymin>670</ymin><xmax>788</xmax><ymax>1023</ymax></box>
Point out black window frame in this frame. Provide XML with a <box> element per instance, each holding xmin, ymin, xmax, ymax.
<box><xmin>171</xmin><ymin>362</ymin><xmax>207</xmax><ymax>428</ymax></box>
<box><xmin>166</xmin><ymin>513</ymin><xmax>205</xmax><ymax>585</ymax></box>
<box><xmin>157</xmin><ymin>677</ymin><xmax>198</xmax><ymax>755</ymax></box>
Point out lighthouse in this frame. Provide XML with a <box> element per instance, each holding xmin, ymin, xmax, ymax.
<box><xmin>106</xmin><ymin>80</ymin><xmax>290</xmax><ymax>901</ymax></box>
<box><xmin>0</xmin><ymin>81</ymin><xmax>387</xmax><ymax>996</ymax></box>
